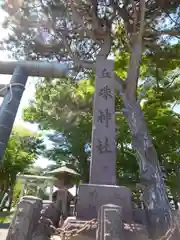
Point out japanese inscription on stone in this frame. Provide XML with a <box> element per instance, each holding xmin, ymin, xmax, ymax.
<box><xmin>99</xmin><ymin>85</ymin><xmax>112</xmax><ymax>100</ymax></box>
<box><xmin>89</xmin><ymin>60</ymin><xmax>116</xmax><ymax>185</ymax></box>
<box><xmin>104</xmin><ymin>206</ymin><xmax>122</xmax><ymax>240</ymax></box>
<box><xmin>96</xmin><ymin>137</ymin><xmax>112</xmax><ymax>154</ymax></box>
<box><xmin>97</xmin><ymin>109</ymin><xmax>112</xmax><ymax>128</ymax></box>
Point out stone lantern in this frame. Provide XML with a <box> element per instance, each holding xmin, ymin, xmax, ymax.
<box><xmin>48</xmin><ymin>166</ymin><xmax>80</xmax><ymax>217</ymax></box>
<box><xmin>48</xmin><ymin>166</ymin><xmax>79</xmax><ymax>189</ymax></box>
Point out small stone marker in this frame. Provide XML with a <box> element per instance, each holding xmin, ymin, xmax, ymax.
<box><xmin>89</xmin><ymin>60</ymin><xmax>116</xmax><ymax>185</ymax></box>
<box><xmin>6</xmin><ymin>196</ymin><xmax>42</xmax><ymax>240</ymax></box>
<box><xmin>97</xmin><ymin>204</ymin><xmax>124</xmax><ymax>240</ymax></box>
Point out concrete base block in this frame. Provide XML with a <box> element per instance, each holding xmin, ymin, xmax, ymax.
<box><xmin>76</xmin><ymin>184</ymin><xmax>132</xmax><ymax>222</ymax></box>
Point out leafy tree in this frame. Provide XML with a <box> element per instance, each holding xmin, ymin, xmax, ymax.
<box><xmin>2</xmin><ymin>0</ymin><xmax>180</xmax><ymax>234</ymax></box>
<box><xmin>23</xmin><ymin>73</ymin><xmax>180</xmax><ymax>198</ymax></box>
<box><xmin>11</xmin><ymin>180</ymin><xmax>23</xmax><ymax>208</ymax></box>
<box><xmin>0</xmin><ymin>127</ymin><xmax>44</xmax><ymax>210</ymax></box>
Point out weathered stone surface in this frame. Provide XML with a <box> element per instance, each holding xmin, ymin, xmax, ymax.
<box><xmin>133</xmin><ymin>208</ymin><xmax>147</xmax><ymax>225</ymax></box>
<box><xmin>147</xmin><ymin>210</ymin><xmax>180</xmax><ymax>240</ymax></box>
<box><xmin>96</xmin><ymin>204</ymin><xmax>124</xmax><ymax>240</ymax></box>
<box><xmin>32</xmin><ymin>217</ymin><xmax>54</xmax><ymax>240</ymax></box>
<box><xmin>76</xmin><ymin>184</ymin><xmax>132</xmax><ymax>222</ymax></box>
<box><xmin>89</xmin><ymin>60</ymin><xmax>116</xmax><ymax>185</ymax></box>
<box><xmin>123</xmin><ymin>223</ymin><xmax>149</xmax><ymax>240</ymax></box>
<box><xmin>32</xmin><ymin>190</ymin><xmax>63</xmax><ymax>240</ymax></box>
<box><xmin>6</xmin><ymin>196</ymin><xmax>42</xmax><ymax>240</ymax></box>
<box><xmin>54</xmin><ymin>189</ymin><xmax>68</xmax><ymax>217</ymax></box>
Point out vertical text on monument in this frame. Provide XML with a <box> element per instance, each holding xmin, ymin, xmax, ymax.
<box><xmin>90</xmin><ymin>60</ymin><xmax>116</xmax><ymax>185</ymax></box>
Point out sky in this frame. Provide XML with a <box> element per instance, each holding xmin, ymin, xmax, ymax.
<box><xmin>0</xmin><ymin>8</ymin><xmax>51</xmax><ymax>167</ymax></box>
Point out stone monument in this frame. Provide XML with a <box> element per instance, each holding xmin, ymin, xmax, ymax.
<box><xmin>76</xmin><ymin>60</ymin><xmax>132</xmax><ymax>222</ymax></box>
<box><xmin>90</xmin><ymin>60</ymin><xmax>116</xmax><ymax>185</ymax></box>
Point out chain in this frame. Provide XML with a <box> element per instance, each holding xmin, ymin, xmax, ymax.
<box><xmin>52</xmin><ymin>218</ymin><xmax>97</xmax><ymax>240</ymax></box>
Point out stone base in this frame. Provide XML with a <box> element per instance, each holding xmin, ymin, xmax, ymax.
<box><xmin>76</xmin><ymin>184</ymin><xmax>132</xmax><ymax>222</ymax></box>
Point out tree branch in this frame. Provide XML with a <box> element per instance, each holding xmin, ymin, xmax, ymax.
<box><xmin>114</xmin><ymin>74</ymin><xmax>125</xmax><ymax>96</ymax></box>
<box><xmin>70</xmin><ymin>2</ymin><xmax>99</xmax><ymax>42</ymax></box>
<box><xmin>125</xmin><ymin>0</ymin><xmax>146</xmax><ymax>99</ymax></box>
<box><xmin>151</xmin><ymin>29</ymin><xmax>180</xmax><ymax>38</ymax></box>
<box><xmin>114</xmin><ymin>2</ymin><xmax>132</xmax><ymax>33</ymax></box>
<box><xmin>97</xmin><ymin>35</ymin><xmax>112</xmax><ymax>60</ymax></box>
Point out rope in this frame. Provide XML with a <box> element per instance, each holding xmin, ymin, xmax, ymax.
<box><xmin>0</xmin><ymin>83</ymin><xmax>25</xmax><ymax>104</ymax></box>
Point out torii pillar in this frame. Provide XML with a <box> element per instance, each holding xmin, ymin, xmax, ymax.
<box><xmin>0</xmin><ymin>67</ymin><xmax>28</xmax><ymax>161</ymax></box>
<box><xmin>76</xmin><ymin>60</ymin><xmax>132</xmax><ymax>221</ymax></box>
<box><xmin>0</xmin><ymin>60</ymin><xmax>66</xmax><ymax>162</ymax></box>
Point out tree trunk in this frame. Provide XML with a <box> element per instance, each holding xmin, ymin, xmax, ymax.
<box><xmin>7</xmin><ymin>186</ymin><xmax>14</xmax><ymax>211</ymax></box>
<box><xmin>175</xmin><ymin>167</ymin><xmax>180</xmax><ymax>199</ymax></box>
<box><xmin>0</xmin><ymin>190</ymin><xmax>8</xmax><ymax>211</ymax></box>
<box><xmin>0</xmin><ymin>187</ymin><xmax>5</xmax><ymax>202</ymax></box>
<box><xmin>173</xmin><ymin>196</ymin><xmax>179</xmax><ymax>210</ymax></box>
<box><xmin>122</xmin><ymin>94</ymin><xmax>173</xmax><ymax>238</ymax></box>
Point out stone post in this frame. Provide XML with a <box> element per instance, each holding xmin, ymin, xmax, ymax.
<box><xmin>96</xmin><ymin>204</ymin><xmax>124</xmax><ymax>240</ymax></box>
<box><xmin>32</xmin><ymin>190</ymin><xmax>63</xmax><ymax>240</ymax></box>
<box><xmin>76</xmin><ymin>60</ymin><xmax>132</xmax><ymax>221</ymax></box>
<box><xmin>6</xmin><ymin>196</ymin><xmax>42</xmax><ymax>240</ymax></box>
<box><xmin>89</xmin><ymin>60</ymin><xmax>116</xmax><ymax>185</ymax></box>
<box><xmin>20</xmin><ymin>180</ymin><xmax>27</xmax><ymax>198</ymax></box>
<box><xmin>0</xmin><ymin>66</ymin><xmax>28</xmax><ymax>162</ymax></box>
<box><xmin>49</xmin><ymin>183</ymin><xmax>53</xmax><ymax>201</ymax></box>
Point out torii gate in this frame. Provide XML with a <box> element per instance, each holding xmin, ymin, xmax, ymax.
<box><xmin>1</xmin><ymin>59</ymin><xmax>133</xmax><ymax>240</ymax></box>
<box><xmin>0</xmin><ymin>60</ymin><xmax>67</xmax><ymax>162</ymax></box>
<box><xmin>0</xmin><ymin>59</ymin><xmax>122</xmax><ymax>165</ymax></box>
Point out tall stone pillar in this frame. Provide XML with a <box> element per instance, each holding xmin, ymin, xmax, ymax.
<box><xmin>0</xmin><ymin>66</ymin><xmax>28</xmax><ymax>161</ymax></box>
<box><xmin>89</xmin><ymin>60</ymin><xmax>116</xmax><ymax>185</ymax></box>
<box><xmin>20</xmin><ymin>180</ymin><xmax>27</xmax><ymax>198</ymax></box>
<box><xmin>76</xmin><ymin>60</ymin><xmax>132</xmax><ymax>221</ymax></box>
<box><xmin>49</xmin><ymin>183</ymin><xmax>53</xmax><ymax>201</ymax></box>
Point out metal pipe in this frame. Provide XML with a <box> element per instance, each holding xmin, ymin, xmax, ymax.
<box><xmin>0</xmin><ymin>60</ymin><xmax>67</xmax><ymax>78</ymax></box>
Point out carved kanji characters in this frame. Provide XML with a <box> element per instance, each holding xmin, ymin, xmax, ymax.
<box><xmin>97</xmin><ymin>108</ymin><xmax>112</xmax><ymax>128</ymax></box>
<box><xmin>98</xmin><ymin>85</ymin><xmax>112</xmax><ymax>100</ymax></box>
<box><xmin>96</xmin><ymin>137</ymin><xmax>112</xmax><ymax>154</ymax></box>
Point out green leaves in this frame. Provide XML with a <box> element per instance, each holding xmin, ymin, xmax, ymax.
<box><xmin>0</xmin><ymin>127</ymin><xmax>44</xmax><ymax>192</ymax></box>
<box><xmin>23</xmin><ymin>63</ymin><xmax>180</xmax><ymax>194</ymax></box>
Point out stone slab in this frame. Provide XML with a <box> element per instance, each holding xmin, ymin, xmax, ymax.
<box><xmin>6</xmin><ymin>196</ymin><xmax>42</xmax><ymax>240</ymax></box>
<box><xmin>76</xmin><ymin>184</ymin><xmax>132</xmax><ymax>222</ymax></box>
<box><xmin>90</xmin><ymin>60</ymin><xmax>116</xmax><ymax>185</ymax></box>
<box><xmin>97</xmin><ymin>204</ymin><xmax>124</xmax><ymax>240</ymax></box>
